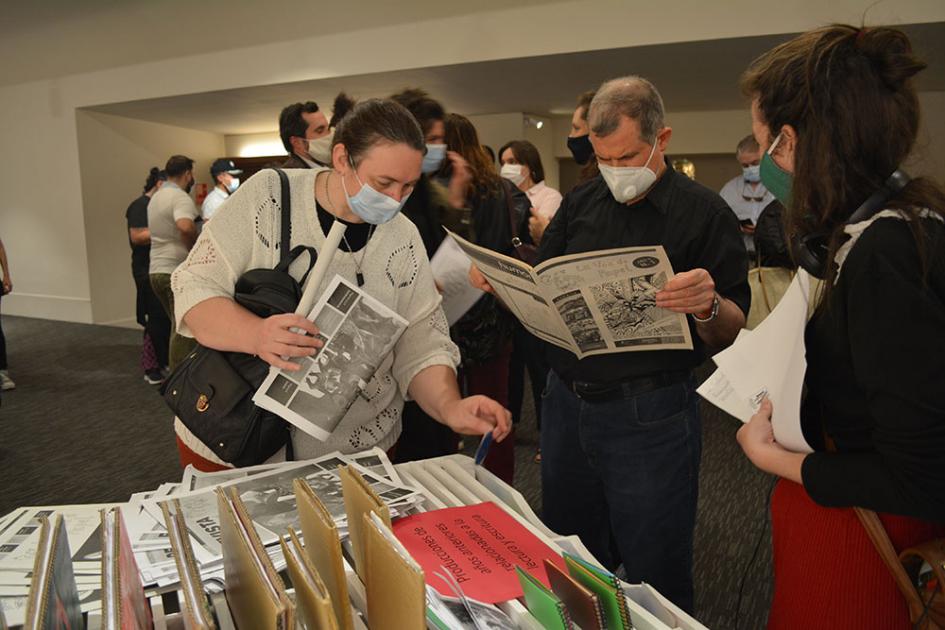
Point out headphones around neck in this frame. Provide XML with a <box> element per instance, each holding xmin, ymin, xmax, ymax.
<box><xmin>791</xmin><ymin>169</ymin><xmax>911</xmax><ymax>279</ymax></box>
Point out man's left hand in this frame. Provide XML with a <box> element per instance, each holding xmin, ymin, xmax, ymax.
<box><xmin>655</xmin><ymin>268</ymin><xmax>715</xmax><ymax>315</ymax></box>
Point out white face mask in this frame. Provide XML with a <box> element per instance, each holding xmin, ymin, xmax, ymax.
<box><xmin>226</xmin><ymin>177</ymin><xmax>239</xmax><ymax>193</ymax></box>
<box><xmin>598</xmin><ymin>140</ymin><xmax>659</xmax><ymax>203</ymax></box>
<box><xmin>307</xmin><ymin>131</ymin><xmax>334</xmax><ymax>164</ymax></box>
<box><xmin>500</xmin><ymin>163</ymin><xmax>525</xmax><ymax>185</ymax></box>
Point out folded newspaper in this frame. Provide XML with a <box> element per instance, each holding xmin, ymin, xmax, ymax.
<box><xmin>253</xmin><ymin>274</ymin><xmax>408</xmax><ymax>441</ymax></box>
<box><xmin>448</xmin><ymin>229</ymin><xmax>693</xmax><ymax>358</ymax></box>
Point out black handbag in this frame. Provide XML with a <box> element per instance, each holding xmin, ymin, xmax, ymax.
<box><xmin>161</xmin><ymin>169</ymin><xmax>316</xmax><ymax>467</ymax></box>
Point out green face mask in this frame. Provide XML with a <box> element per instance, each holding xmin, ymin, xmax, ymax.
<box><xmin>760</xmin><ymin>133</ymin><xmax>793</xmax><ymax>206</ymax></box>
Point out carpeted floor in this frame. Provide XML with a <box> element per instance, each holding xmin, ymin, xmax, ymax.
<box><xmin>0</xmin><ymin>314</ymin><xmax>773</xmax><ymax>629</ymax></box>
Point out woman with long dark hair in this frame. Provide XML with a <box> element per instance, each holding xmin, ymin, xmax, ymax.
<box><xmin>736</xmin><ymin>24</ymin><xmax>945</xmax><ymax>628</ymax></box>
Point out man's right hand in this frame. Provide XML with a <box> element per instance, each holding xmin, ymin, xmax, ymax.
<box><xmin>254</xmin><ymin>313</ymin><xmax>323</xmax><ymax>371</ymax></box>
<box><xmin>469</xmin><ymin>265</ymin><xmax>494</xmax><ymax>294</ymax></box>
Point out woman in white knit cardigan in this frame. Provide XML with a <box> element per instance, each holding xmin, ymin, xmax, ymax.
<box><xmin>171</xmin><ymin>99</ymin><xmax>511</xmax><ymax>469</ymax></box>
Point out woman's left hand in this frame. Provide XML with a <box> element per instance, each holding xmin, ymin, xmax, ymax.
<box><xmin>736</xmin><ymin>399</ymin><xmax>806</xmax><ymax>483</ymax></box>
<box><xmin>441</xmin><ymin>395</ymin><xmax>512</xmax><ymax>441</ymax></box>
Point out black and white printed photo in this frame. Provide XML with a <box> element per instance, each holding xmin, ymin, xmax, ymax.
<box><xmin>553</xmin><ymin>290</ymin><xmax>606</xmax><ymax>352</ymax></box>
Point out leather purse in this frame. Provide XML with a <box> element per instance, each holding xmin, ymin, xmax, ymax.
<box><xmin>161</xmin><ymin>168</ymin><xmax>316</xmax><ymax>467</ymax></box>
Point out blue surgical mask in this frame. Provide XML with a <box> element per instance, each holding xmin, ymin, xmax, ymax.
<box><xmin>422</xmin><ymin>143</ymin><xmax>447</xmax><ymax>174</ymax></box>
<box><xmin>226</xmin><ymin>177</ymin><xmax>239</xmax><ymax>193</ymax></box>
<box><xmin>742</xmin><ymin>165</ymin><xmax>761</xmax><ymax>183</ymax></box>
<box><xmin>342</xmin><ymin>164</ymin><xmax>408</xmax><ymax>224</ymax></box>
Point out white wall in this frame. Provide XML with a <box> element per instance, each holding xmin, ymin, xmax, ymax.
<box><xmin>75</xmin><ymin>111</ymin><xmax>224</xmax><ymax>325</ymax></box>
<box><xmin>1</xmin><ymin>0</ymin><xmax>941</xmax><ymax>323</ymax></box>
<box><xmin>224</xmin><ymin>132</ymin><xmax>286</xmax><ymax>158</ymax></box>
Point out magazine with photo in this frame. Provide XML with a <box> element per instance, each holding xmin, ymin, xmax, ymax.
<box><xmin>448</xmin><ymin>229</ymin><xmax>693</xmax><ymax>358</ymax></box>
<box><xmin>253</xmin><ymin>274</ymin><xmax>408</xmax><ymax>441</ymax></box>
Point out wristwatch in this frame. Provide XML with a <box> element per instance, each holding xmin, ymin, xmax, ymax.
<box><xmin>692</xmin><ymin>292</ymin><xmax>721</xmax><ymax>323</ymax></box>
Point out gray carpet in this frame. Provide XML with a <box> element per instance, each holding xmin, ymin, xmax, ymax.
<box><xmin>0</xmin><ymin>315</ymin><xmax>773</xmax><ymax>629</ymax></box>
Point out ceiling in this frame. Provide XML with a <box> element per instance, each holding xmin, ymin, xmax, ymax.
<box><xmin>87</xmin><ymin>22</ymin><xmax>945</xmax><ymax>136</ymax></box>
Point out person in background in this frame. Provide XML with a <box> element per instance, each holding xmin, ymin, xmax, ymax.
<box><xmin>126</xmin><ymin>167</ymin><xmax>171</xmax><ymax>384</ymax></box>
<box><xmin>278</xmin><ymin>101</ymin><xmax>332</xmax><ymax>168</ymax></box>
<box><xmin>753</xmin><ymin>199</ymin><xmax>792</xmax><ymax>268</ymax></box>
<box><xmin>201</xmin><ymin>159</ymin><xmax>242</xmax><ymax>221</ymax></box>
<box><xmin>497</xmin><ymin>139</ymin><xmax>558</xmax><ymax>462</ymax></box>
<box><xmin>499</xmin><ymin>140</ymin><xmax>563</xmax><ymax>223</ymax></box>
<box><xmin>481</xmin><ymin>144</ymin><xmax>496</xmax><ymax>165</ymax></box>
<box><xmin>171</xmin><ymin>98</ymin><xmax>510</xmax><ymax>470</ymax></box>
<box><xmin>148</xmin><ymin>154</ymin><xmax>199</xmax><ymax>369</ymax></box>
<box><xmin>0</xmin><ymin>237</ymin><xmax>13</xmax><ymax>391</ymax></box>
<box><xmin>388</xmin><ymin>87</ymin><xmax>474</xmax><ymax>463</ymax></box>
<box><xmin>471</xmin><ymin>76</ymin><xmax>749</xmax><ymax>612</ymax></box>
<box><xmin>442</xmin><ymin>113</ymin><xmax>530</xmax><ymax>483</ymax></box>
<box><xmin>719</xmin><ymin>134</ymin><xmax>775</xmax><ymax>259</ymax></box>
<box><xmin>736</xmin><ymin>24</ymin><xmax>945</xmax><ymax>629</ymax></box>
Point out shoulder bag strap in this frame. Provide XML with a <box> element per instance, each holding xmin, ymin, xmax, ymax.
<box><xmin>853</xmin><ymin>507</ymin><xmax>929</xmax><ymax>623</ymax></box>
<box><xmin>273</xmin><ymin>168</ymin><xmax>291</xmax><ymax>266</ymax></box>
<box><xmin>503</xmin><ymin>179</ymin><xmax>523</xmax><ymax>247</ymax></box>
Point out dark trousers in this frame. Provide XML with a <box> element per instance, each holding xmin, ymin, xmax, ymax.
<box><xmin>461</xmin><ymin>343</ymin><xmax>514</xmax><ymax>484</ymax></box>
<box><xmin>134</xmin><ymin>272</ymin><xmax>170</xmax><ymax>369</ymax></box>
<box><xmin>540</xmin><ymin>370</ymin><xmax>701</xmax><ymax>613</ymax></box>
<box><xmin>508</xmin><ymin>323</ymin><xmax>549</xmax><ymax>429</ymax></box>
<box><xmin>149</xmin><ymin>273</ymin><xmax>196</xmax><ymax>370</ymax></box>
<box><xmin>392</xmin><ymin>401</ymin><xmax>457</xmax><ymax>463</ymax></box>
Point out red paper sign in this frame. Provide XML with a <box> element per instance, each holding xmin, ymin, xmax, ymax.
<box><xmin>392</xmin><ymin>502</ymin><xmax>566</xmax><ymax>604</ymax></box>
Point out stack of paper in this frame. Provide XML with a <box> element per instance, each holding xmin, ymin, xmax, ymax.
<box><xmin>696</xmin><ymin>270</ymin><xmax>815</xmax><ymax>453</ymax></box>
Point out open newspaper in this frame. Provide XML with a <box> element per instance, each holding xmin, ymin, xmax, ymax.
<box><xmin>447</xmin><ymin>229</ymin><xmax>693</xmax><ymax>358</ymax></box>
<box><xmin>253</xmin><ymin>274</ymin><xmax>408</xmax><ymax>441</ymax></box>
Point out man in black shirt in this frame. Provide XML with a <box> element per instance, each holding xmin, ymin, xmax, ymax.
<box><xmin>475</xmin><ymin>77</ymin><xmax>749</xmax><ymax>612</ymax></box>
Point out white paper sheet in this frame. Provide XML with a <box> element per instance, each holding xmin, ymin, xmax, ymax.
<box><xmin>699</xmin><ymin>271</ymin><xmax>813</xmax><ymax>453</ymax></box>
<box><xmin>430</xmin><ymin>237</ymin><xmax>483</xmax><ymax>326</ymax></box>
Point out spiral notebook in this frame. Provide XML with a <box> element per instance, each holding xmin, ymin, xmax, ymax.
<box><xmin>563</xmin><ymin>553</ymin><xmax>632</xmax><ymax>630</ymax></box>
<box><xmin>516</xmin><ymin>566</ymin><xmax>573</xmax><ymax>630</ymax></box>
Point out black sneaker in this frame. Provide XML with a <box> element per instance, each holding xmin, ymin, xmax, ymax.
<box><xmin>144</xmin><ymin>369</ymin><xmax>165</xmax><ymax>385</ymax></box>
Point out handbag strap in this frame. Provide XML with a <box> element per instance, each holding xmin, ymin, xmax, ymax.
<box><xmin>273</xmin><ymin>168</ymin><xmax>291</xmax><ymax>266</ymax></box>
<box><xmin>854</xmin><ymin>507</ymin><xmax>930</xmax><ymax>623</ymax></box>
<box><xmin>503</xmin><ymin>179</ymin><xmax>525</xmax><ymax>248</ymax></box>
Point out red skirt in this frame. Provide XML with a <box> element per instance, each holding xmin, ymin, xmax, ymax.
<box><xmin>768</xmin><ymin>479</ymin><xmax>945</xmax><ymax>629</ymax></box>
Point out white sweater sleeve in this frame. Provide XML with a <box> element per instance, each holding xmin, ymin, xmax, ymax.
<box><xmin>386</xmin><ymin>222</ymin><xmax>461</xmax><ymax>399</ymax></box>
<box><xmin>171</xmin><ymin>171</ymin><xmax>282</xmax><ymax>337</ymax></box>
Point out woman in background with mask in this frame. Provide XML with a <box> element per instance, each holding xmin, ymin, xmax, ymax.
<box><xmin>171</xmin><ymin>99</ymin><xmax>511</xmax><ymax>471</ymax></box>
<box><xmin>443</xmin><ymin>114</ymin><xmax>531</xmax><ymax>483</ymax></box>
<box><xmin>499</xmin><ymin>140</ymin><xmax>563</xmax><ymax>225</ymax></box>
<box><xmin>736</xmin><ymin>25</ymin><xmax>945</xmax><ymax>628</ymax></box>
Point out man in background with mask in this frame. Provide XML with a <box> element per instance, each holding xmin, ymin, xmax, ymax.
<box><xmin>201</xmin><ymin>158</ymin><xmax>242</xmax><ymax>221</ymax></box>
<box><xmin>472</xmin><ymin>76</ymin><xmax>748</xmax><ymax>612</ymax></box>
<box><xmin>278</xmin><ymin>101</ymin><xmax>332</xmax><ymax>168</ymax></box>
<box><xmin>148</xmin><ymin>154</ymin><xmax>199</xmax><ymax>369</ymax></box>
<box><xmin>719</xmin><ymin>134</ymin><xmax>774</xmax><ymax>259</ymax></box>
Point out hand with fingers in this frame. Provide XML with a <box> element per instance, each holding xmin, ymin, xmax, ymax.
<box><xmin>468</xmin><ymin>264</ymin><xmax>494</xmax><ymax>293</ymax></box>
<box><xmin>655</xmin><ymin>268</ymin><xmax>716</xmax><ymax>317</ymax></box>
<box><xmin>441</xmin><ymin>395</ymin><xmax>512</xmax><ymax>442</ymax></box>
<box><xmin>253</xmin><ymin>313</ymin><xmax>324</xmax><ymax>371</ymax></box>
<box><xmin>527</xmin><ymin>207</ymin><xmax>550</xmax><ymax>245</ymax></box>
<box><xmin>446</xmin><ymin>151</ymin><xmax>472</xmax><ymax>209</ymax></box>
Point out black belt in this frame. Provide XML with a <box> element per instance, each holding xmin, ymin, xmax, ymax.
<box><xmin>563</xmin><ymin>370</ymin><xmax>690</xmax><ymax>403</ymax></box>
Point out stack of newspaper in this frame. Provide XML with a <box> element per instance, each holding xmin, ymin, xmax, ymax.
<box><xmin>0</xmin><ymin>448</ymin><xmax>420</xmax><ymax>626</ymax></box>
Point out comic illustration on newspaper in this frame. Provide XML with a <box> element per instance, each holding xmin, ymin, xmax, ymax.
<box><xmin>447</xmin><ymin>229</ymin><xmax>693</xmax><ymax>358</ymax></box>
<box><xmin>253</xmin><ymin>275</ymin><xmax>408</xmax><ymax>441</ymax></box>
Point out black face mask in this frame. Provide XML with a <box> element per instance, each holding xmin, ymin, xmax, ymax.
<box><xmin>567</xmin><ymin>134</ymin><xmax>594</xmax><ymax>165</ymax></box>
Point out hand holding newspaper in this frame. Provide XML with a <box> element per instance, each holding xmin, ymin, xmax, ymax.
<box><xmin>253</xmin><ymin>275</ymin><xmax>408</xmax><ymax>441</ymax></box>
<box><xmin>696</xmin><ymin>270</ymin><xmax>814</xmax><ymax>453</ymax></box>
<box><xmin>447</xmin><ymin>229</ymin><xmax>692</xmax><ymax>357</ymax></box>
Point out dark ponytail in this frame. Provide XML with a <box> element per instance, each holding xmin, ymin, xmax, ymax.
<box><xmin>332</xmin><ymin>98</ymin><xmax>425</xmax><ymax>166</ymax></box>
<box><xmin>143</xmin><ymin>167</ymin><xmax>167</xmax><ymax>193</ymax></box>
<box><xmin>329</xmin><ymin>92</ymin><xmax>357</xmax><ymax>128</ymax></box>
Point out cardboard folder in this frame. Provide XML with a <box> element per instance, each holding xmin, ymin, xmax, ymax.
<box><xmin>161</xmin><ymin>500</ymin><xmax>216</xmax><ymax>630</ymax></box>
<box><xmin>217</xmin><ymin>487</ymin><xmax>294</xmax><ymax>630</ymax></box>
<box><xmin>339</xmin><ymin>464</ymin><xmax>390</xmax><ymax>578</ymax></box>
<box><xmin>101</xmin><ymin>507</ymin><xmax>153</xmax><ymax>630</ymax></box>
<box><xmin>281</xmin><ymin>527</ymin><xmax>339</xmax><ymax>630</ymax></box>
<box><xmin>363</xmin><ymin>512</ymin><xmax>425</xmax><ymax>630</ymax></box>
<box><xmin>293</xmin><ymin>478</ymin><xmax>354</xmax><ymax>630</ymax></box>
<box><xmin>23</xmin><ymin>514</ymin><xmax>83</xmax><ymax>630</ymax></box>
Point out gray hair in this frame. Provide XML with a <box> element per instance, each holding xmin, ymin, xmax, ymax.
<box><xmin>736</xmin><ymin>134</ymin><xmax>760</xmax><ymax>157</ymax></box>
<box><xmin>588</xmin><ymin>76</ymin><xmax>665</xmax><ymax>142</ymax></box>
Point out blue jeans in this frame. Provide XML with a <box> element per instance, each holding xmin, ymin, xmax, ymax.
<box><xmin>540</xmin><ymin>370</ymin><xmax>701</xmax><ymax>613</ymax></box>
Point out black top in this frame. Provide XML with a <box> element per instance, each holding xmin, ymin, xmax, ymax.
<box><xmin>315</xmin><ymin>202</ymin><xmax>372</xmax><ymax>251</ymax></box>
<box><xmin>401</xmin><ymin>175</ymin><xmax>471</xmax><ymax>258</ymax></box>
<box><xmin>754</xmin><ymin>200</ymin><xmax>793</xmax><ymax>268</ymax></box>
<box><xmin>800</xmin><ymin>216</ymin><xmax>945</xmax><ymax>521</ymax></box>
<box><xmin>469</xmin><ymin>179</ymin><xmax>531</xmax><ymax>254</ymax></box>
<box><xmin>125</xmin><ymin>195</ymin><xmax>150</xmax><ymax>276</ymax></box>
<box><xmin>538</xmin><ymin>161</ymin><xmax>750</xmax><ymax>384</ymax></box>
